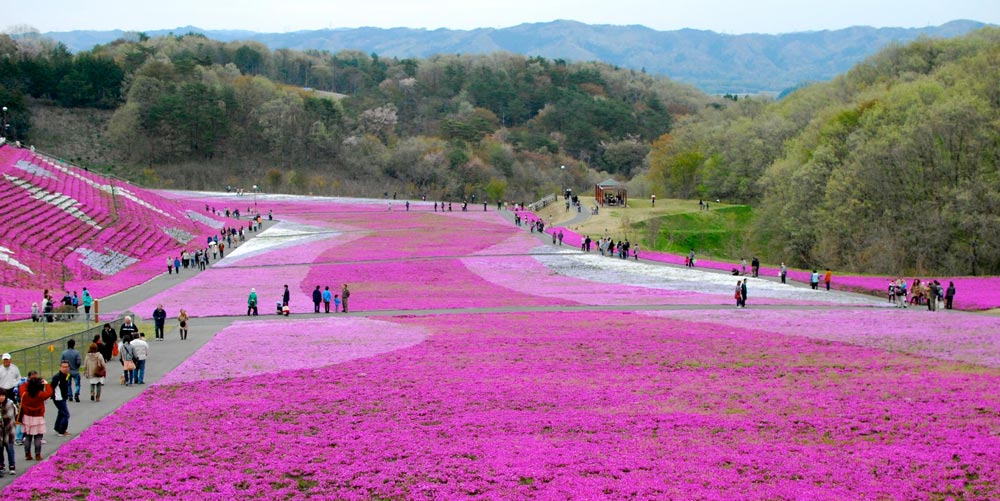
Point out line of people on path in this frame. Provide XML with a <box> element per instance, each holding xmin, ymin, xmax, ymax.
<box><xmin>248</xmin><ymin>283</ymin><xmax>353</xmax><ymax>316</ymax></box>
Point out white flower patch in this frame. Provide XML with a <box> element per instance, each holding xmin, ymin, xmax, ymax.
<box><xmin>215</xmin><ymin>221</ymin><xmax>337</xmax><ymax>265</ymax></box>
<box><xmin>4</xmin><ymin>174</ymin><xmax>102</xmax><ymax>229</ymax></box>
<box><xmin>14</xmin><ymin>159</ymin><xmax>56</xmax><ymax>179</ymax></box>
<box><xmin>0</xmin><ymin>246</ymin><xmax>33</xmax><ymax>274</ymax></box>
<box><xmin>74</xmin><ymin>247</ymin><xmax>139</xmax><ymax>275</ymax></box>
<box><xmin>185</xmin><ymin>210</ymin><xmax>224</xmax><ymax>229</ymax></box>
<box><xmin>163</xmin><ymin>227</ymin><xmax>194</xmax><ymax>244</ymax></box>
<box><xmin>532</xmin><ymin>249</ymin><xmax>887</xmax><ymax>307</ymax></box>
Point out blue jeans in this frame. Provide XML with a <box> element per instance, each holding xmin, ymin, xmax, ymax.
<box><xmin>124</xmin><ymin>368</ymin><xmax>134</xmax><ymax>385</ymax></box>
<box><xmin>1</xmin><ymin>440</ymin><xmax>13</xmax><ymax>469</ymax></box>
<box><xmin>54</xmin><ymin>399</ymin><xmax>70</xmax><ymax>434</ymax></box>
<box><xmin>69</xmin><ymin>373</ymin><xmax>81</xmax><ymax>399</ymax></box>
<box><xmin>135</xmin><ymin>359</ymin><xmax>146</xmax><ymax>384</ymax></box>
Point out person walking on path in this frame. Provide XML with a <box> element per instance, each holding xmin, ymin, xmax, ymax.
<box><xmin>0</xmin><ymin>391</ymin><xmax>17</xmax><ymax>476</ymax></box>
<box><xmin>18</xmin><ymin>372</ymin><xmax>52</xmax><ymax>461</ymax></box>
<box><xmin>99</xmin><ymin>324</ymin><xmax>117</xmax><ymax>363</ymax></box>
<box><xmin>341</xmin><ymin>284</ymin><xmax>351</xmax><ymax>313</ymax></box>
<box><xmin>81</xmin><ymin>288</ymin><xmax>93</xmax><ymax>322</ymax></box>
<box><xmin>780</xmin><ymin>263</ymin><xmax>787</xmax><ymax>284</ymax></box>
<box><xmin>131</xmin><ymin>333</ymin><xmax>150</xmax><ymax>385</ymax></box>
<box><xmin>166</xmin><ymin>257</ymin><xmax>173</xmax><ymax>275</ymax></box>
<box><xmin>152</xmin><ymin>304</ymin><xmax>167</xmax><ymax>341</ymax></box>
<box><xmin>119</xmin><ymin>335</ymin><xmax>136</xmax><ymax>386</ymax></box>
<box><xmin>322</xmin><ymin>286</ymin><xmax>332</xmax><ymax>313</ymax></box>
<box><xmin>50</xmin><ymin>362</ymin><xmax>72</xmax><ymax>437</ymax></box>
<box><xmin>82</xmin><ymin>343</ymin><xmax>106</xmax><ymax>402</ymax></box>
<box><xmin>824</xmin><ymin>268</ymin><xmax>832</xmax><ymax>291</ymax></box>
<box><xmin>0</xmin><ymin>355</ymin><xmax>21</xmax><ymax>402</ymax></box>
<box><xmin>59</xmin><ymin>340</ymin><xmax>82</xmax><ymax>403</ymax></box>
<box><xmin>178</xmin><ymin>309</ymin><xmax>189</xmax><ymax>340</ymax></box>
<box><xmin>247</xmin><ymin>289</ymin><xmax>259</xmax><ymax>316</ymax></box>
<box><xmin>945</xmin><ymin>282</ymin><xmax>956</xmax><ymax>310</ymax></box>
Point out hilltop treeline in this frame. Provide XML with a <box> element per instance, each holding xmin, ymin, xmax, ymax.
<box><xmin>645</xmin><ymin>28</ymin><xmax>1000</xmax><ymax>276</ymax></box>
<box><xmin>0</xmin><ymin>31</ymin><xmax>707</xmax><ymax>200</ymax></box>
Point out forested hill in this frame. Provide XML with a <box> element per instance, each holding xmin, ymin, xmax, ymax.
<box><xmin>0</xmin><ymin>30</ymin><xmax>707</xmax><ymax>202</ymax></box>
<box><xmin>37</xmin><ymin>19</ymin><xmax>990</xmax><ymax>94</ymax></box>
<box><xmin>645</xmin><ymin>27</ymin><xmax>1000</xmax><ymax>277</ymax></box>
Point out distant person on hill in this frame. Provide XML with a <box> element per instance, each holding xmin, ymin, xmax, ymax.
<box><xmin>30</xmin><ymin>303</ymin><xmax>39</xmax><ymax>322</ymax></box>
<box><xmin>751</xmin><ymin>257</ymin><xmax>760</xmax><ymax>278</ymax></box>
<box><xmin>735</xmin><ymin>280</ymin><xmax>743</xmax><ymax>308</ymax></box>
<box><xmin>741</xmin><ymin>279</ymin><xmax>748</xmax><ymax>308</ymax></box>
<box><xmin>945</xmin><ymin>281</ymin><xmax>956</xmax><ymax>310</ymax></box>
<box><xmin>341</xmin><ymin>284</ymin><xmax>351</xmax><ymax>313</ymax></box>
<box><xmin>282</xmin><ymin>285</ymin><xmax>290</xmax><ymax>307</ymax></box>
<box><xmin>780</xmin><ymin>263</ymin><xmax>787</xmax><ymax>284</ymax></box>
<box><xmin>688</xmin><ymin>249</ymin><xmax>695</xmax><ymax>268</ymax></box>
<box><xmin>824</xmin><ymin>268</ymin><xmax>832</xmax><ymax>291</ymax></box>
<box><xmin>312</xmin><ymin>286</ymin><xmax>322</xmax><ymax>313</ymax></box>
<box><xmin>740</xmin><ymin>258</ymin><xmax>747</xmax><ymax>276</ymax></box>
<box><xmin>152</xmin><ymin>304</ymin><xmax>167</xmax><ymax>341</ymax></box>
<box><xmin>810</xmin><ymin>270</ymin><xmax>820</xmax><ymax>290</ymax></box>
<box><xmin>173</xmin><ymin>257</ymin><xmax>181</xmax><ymax>273</ymax></box>
<box><xmin>334</xmin><ymin>294</ymin><xmax>341</xmax><ymax>313</ymax></box>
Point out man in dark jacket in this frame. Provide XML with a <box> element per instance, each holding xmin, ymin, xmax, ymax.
<box><xmin>282</xmin><ymin>285</ymin><xmax>291</xmax><ymax>307</ymax></box>
<box><xmin>51</xmin><ymin>361</ymin><xmax>72</xmax><ymax>436</ymax></box>
<box><xmin>152</xmin><ymin>305</ymin><xmax>167</xmax><ymax>341</ymax></box>
<box><xmin>59</xmin><ymin>339</ymin><xmax>83</xmax><ymax>402</ymax></box>
<box><xmin>119</xmin><ymin>316</ymin><xmax>139</xmax><ymax>340</ymax></box>
<box><xmin>312</xmin><ymin>286</ymin><xmax>322</xmax><ymax>313</ymax></box>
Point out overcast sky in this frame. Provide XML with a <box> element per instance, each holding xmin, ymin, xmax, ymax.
<box><xmin>6</xmin><ymin>0</ymin><xmax>998</xmax><ymax>34</ymax></box>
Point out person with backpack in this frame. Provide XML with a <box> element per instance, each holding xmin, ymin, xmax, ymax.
<box><xmin>82</xmin><ymin>343</ymin><xmax>106</xmax><ymax>402</ymax></box>
<box><xmin>18</xmin><ymin>371</ymin><xmax>52</xmax><ymax>461</ymax></box>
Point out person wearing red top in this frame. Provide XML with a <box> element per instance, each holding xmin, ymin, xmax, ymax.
<box><xmin>18</xmin><ymin>371</ymin><xmax>53</xmax><ymax>461</ymax></box>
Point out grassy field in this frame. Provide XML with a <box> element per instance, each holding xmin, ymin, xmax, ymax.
<box><xmin>0</xmin><ymin>319</ymin><xmax>154</xmax><ymax>351</ymax></box>
<box><xmin>537</xmin><ymin>196</ymin><xmax>752</xmax><ymax>258</ymax></box>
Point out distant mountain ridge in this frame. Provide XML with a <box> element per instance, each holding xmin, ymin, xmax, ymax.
<box><xmin>43</xmin><ymin>19</ymin><xmax>990</xmax><ymax>94</ymax></box>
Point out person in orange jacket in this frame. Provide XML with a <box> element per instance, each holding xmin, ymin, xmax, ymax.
<box><xmin>824</xmin><ymin>268</ymin><xmax>833</xmax><ymax>291</ymax></box>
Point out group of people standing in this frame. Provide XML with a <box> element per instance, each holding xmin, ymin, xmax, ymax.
<box><xmin>30</xmin><ymin>288</ymin><xmax>94</xmax><ymax>323</ymax></box>
<box><xmin>250</xmin><ymin>284</ymin><xmax>352</xmax><ymax>316</ymax></box>
<box><xmin>889</xmin><ymin>278</ymin><xmax>956</xmax><ymax>310</ymax></box>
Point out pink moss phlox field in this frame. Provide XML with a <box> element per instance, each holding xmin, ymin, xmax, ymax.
<box><xmin>158</xmin><ymin>317</ymin><xmax>427</xmax><ymax>384</ymax></box>
<box><xmin>536</xmin><ymin>217</ymin><xmax>1000</xmax><ymax>310</ymax></box>
<box><xmin>7</xmin><ymin>311</ymin><xmax>1000</xmax><ymax>499</ymax></box>
<box><xmin>132</xmin><ymin>264</ymin><xmax>311</xmax><ymax>319</ymax></box>
<box><xmin>645</xmin><ymin>307</ymin><xmax>1000</xmax><ymax>368</ymax></box>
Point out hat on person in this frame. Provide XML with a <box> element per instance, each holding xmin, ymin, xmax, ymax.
<box><xmin>1</xmin><ymin>353</ymin><xmax>9</xmax><ymax>360</ymax></box>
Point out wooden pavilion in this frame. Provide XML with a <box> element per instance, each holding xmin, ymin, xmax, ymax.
<box><xmin>595</xmin><ymin>179</ymin><xmax>627</xmax><ymax>207</ymax></box>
